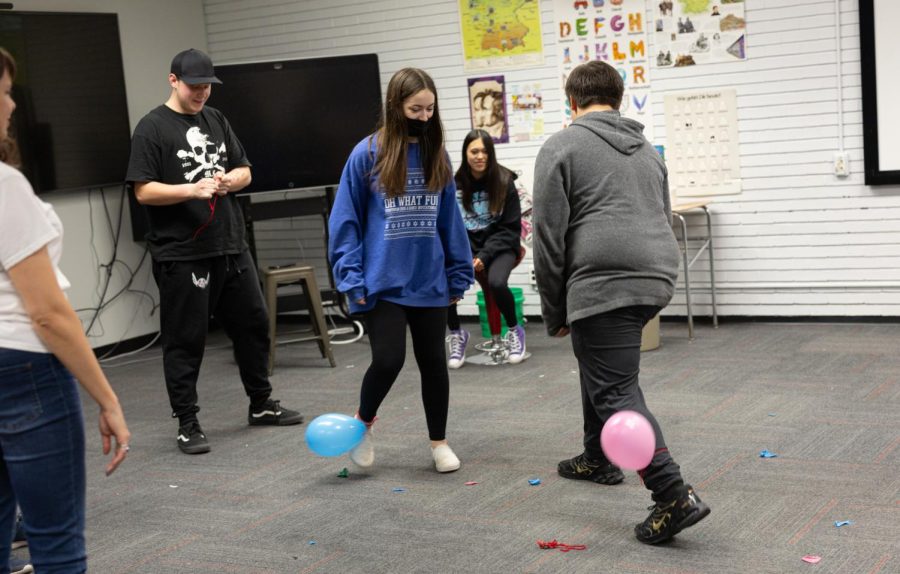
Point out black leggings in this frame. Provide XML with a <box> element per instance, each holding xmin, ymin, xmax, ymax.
<box><xmin>448</xmin><ymin>250</ymin><xmax>518</xmax><ymax>331</ymax></box>
<box><xmin>360</xmin><ymin>300</ymin><xmax>450</xmax><ymax>441</ymax></box>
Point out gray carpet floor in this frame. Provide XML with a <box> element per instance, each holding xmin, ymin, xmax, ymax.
<box><xmin>17</xmin><ymin>320</ymin><xmax>898</xmax><ymax>573</ymax></box>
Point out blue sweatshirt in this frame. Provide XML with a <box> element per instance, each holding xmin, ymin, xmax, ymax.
<box><xmin>328</xmin><ymin>135</ymin><xmax>474</xmax><ymax>314</ymax></box>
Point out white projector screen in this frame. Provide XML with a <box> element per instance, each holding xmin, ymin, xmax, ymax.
<box><xmin>860</xmin><ymin>0</ymin><xmax>900</xmax><ymax>184</ymax></box>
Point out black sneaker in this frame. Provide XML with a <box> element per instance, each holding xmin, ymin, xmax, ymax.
<box><xmin>635</xmin><ymin>484</ymin><xmax>711</xmax><ymax>544</ymax></box>
<box><xmin>9</xmin><ymin>556</ymin><xmax>33</xmax><ymax>574</ymax></box>
<box><xmin>176</xmin><ymin>421</ymin><xmax>211</xmax><ymax>455</ymax></box>
<box><xmin>248</xmin><ymin>399</ymin><xmax>304</xmax><ymax>426</ymax></box>
<box><xmin>557</xmin><ymin>452</ymin><xmax>625</xmax><ymax>484</ymax></box>
<box><xmin>12</xmin><ymin>512</ymin><xmax>26</xmax><ymax>549</ymax></box>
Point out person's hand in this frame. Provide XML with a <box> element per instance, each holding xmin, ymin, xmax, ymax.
<box><xmin>99</xmin><ymin>405</ymin><xmax>131</xmax><ymax>476</ymax></box>
<box><xmin>214</xmin><ymin>172</ymin><xmax>232</xmax><ymax>196</ymax></box>
<box><xmin>192</xmin><ymin>178</ymin><xmax>217</xmax><ymax>199</ymax></box>
<box><xmin>473</xmin><ymin>257</ymin><xmax>484</xmax><ymax>272</ymax></box>
<box><xmin>554</xmin><ymin>326</ymin><xmax>570</xmax><ymax>338</ymax></box>
<box><xmin>356</xmin><ymin>297</ymin><xmax>366</xmax><ymax>305</ymax></box>
<box><xmin>450</xmin><ymin>296</ymin><xmax>461</xmax><ymax>305</ymax></box>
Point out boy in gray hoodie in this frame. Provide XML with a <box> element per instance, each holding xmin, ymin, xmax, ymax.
<box><xmin>532</xmin><ymin>60</ymin><xmax>710</xmax><ymax>544</ymax></box>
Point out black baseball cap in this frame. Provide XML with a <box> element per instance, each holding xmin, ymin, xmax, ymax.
<box><xmin>170</xmin><ymin>49</ymin><xmax>222</xmax><ymax>85</ymax></box>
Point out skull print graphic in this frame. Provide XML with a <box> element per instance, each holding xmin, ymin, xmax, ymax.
<box><xmin>177</xmin><ymin>126</ymin><xmax>226</xmax><ymax>181</ymax></box>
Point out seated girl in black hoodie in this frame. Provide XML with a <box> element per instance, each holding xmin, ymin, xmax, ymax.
<box><xmin>447</xmin><ymin>129</ymin><xmax>524</xmax><ymax>368</ymax></box>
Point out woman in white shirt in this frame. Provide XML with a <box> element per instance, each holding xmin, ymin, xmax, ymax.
<box><xmin>0</xmin><ymin>46</ymin><xmax>130</xmax><ymax>573</ymax></box>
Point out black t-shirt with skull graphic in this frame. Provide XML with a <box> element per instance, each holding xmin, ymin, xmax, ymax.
<box><xmin>126</xmin><ymin>104</ymin><xmax>251</xmax><ymax>261</ymax></box>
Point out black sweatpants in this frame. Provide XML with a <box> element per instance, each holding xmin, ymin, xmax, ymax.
<box><xmin>152</xmin><ymin>249</ymin><xmax>272</xmax><ymax>421</ymax></box>
<box><xmin>448</xmin><ymin>250</ymin><xmax>518</xmax><ymax>330</ymax></box>
<box><xmin>570</xmin><ymin>305</ymin><xmax>684</xmax><ymax>500</ymax></box>
<box><xmin>360</xmin><ymin>300</ymin><xmax>450</xmax><ymax>441</ymax></box>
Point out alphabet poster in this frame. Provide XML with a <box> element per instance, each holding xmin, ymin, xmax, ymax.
<box><xmin>653</xmin><ymin>0</ymin><xmax>747</xmax><ymax>67</ymax></box>
<box><xmin>664</xmin><ymin>89</ymin><xmax>742</xmax><ymax>198</ymax></box>
<box><xmin>553</xmin><ymin>0</ymin><xmax>653</xmax><ymax>140</ymax></box>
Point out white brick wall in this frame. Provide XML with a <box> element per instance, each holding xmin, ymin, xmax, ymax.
<box><xmin>204</xmin><ymin>0</ymin><xmax>900</xmax><ymax>318</ymax></box>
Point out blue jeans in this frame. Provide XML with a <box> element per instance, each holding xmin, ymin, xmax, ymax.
<box><xmin>0</xmin><ymin>348</ymin><xmax>86</xmax><ymax>574</ymax></box>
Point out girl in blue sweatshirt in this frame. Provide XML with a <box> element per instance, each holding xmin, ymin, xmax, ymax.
<box><xmin>328</xmin><ymin>68</ymin><xmax>474</xmax><ymax>473</ymax></box>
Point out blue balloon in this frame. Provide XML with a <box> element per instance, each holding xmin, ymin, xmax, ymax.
<box><xmin>305</xmin><ymin>413</ymin><xmax>365</xmax><ymax>457</ymax></box>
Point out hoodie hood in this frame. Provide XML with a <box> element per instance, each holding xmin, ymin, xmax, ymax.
<box><xmin>571</xmin><ymin>110</ymin><xmax>646</xmax><ymax>155</ymax></box>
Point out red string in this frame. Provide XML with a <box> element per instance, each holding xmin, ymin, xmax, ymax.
<box><xmin>191</xmin><ymin>195</ymin><xmax>218</xmax><ymax>240</ymax></box>
<box><xmin>536</xmin><ymin>539</ymin><xmax>586</xmax><ymax>552</ymax></box>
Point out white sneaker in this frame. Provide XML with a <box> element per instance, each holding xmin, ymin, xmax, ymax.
<box><xmin>447</xmin><ymin>329</ymin><xmax>470</xmax><ymax>369</ymax></box>
<box><xmin>350</xmin><ymin>427</ymin><xmax>374</xmax><ymax>467</ymax></box>
<box><xmin>431</xmin><ymin>444</ymin><xmax>461</xmax><ymax>473</ymax></box>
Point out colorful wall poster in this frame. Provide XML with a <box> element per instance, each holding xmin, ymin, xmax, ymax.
<box><xmin>458</xmin><ymin>0</ymin><xmax>544</xmax><ymax>71</ymax></box>
<box><xmin>664</xmin><ymin>89</ymin><xmax>742</xmax><ymax>198</ymax></box>
<box><xmin>653</xmin><ymin>0</ymin><xmax>746</xmax><ymax>67</ymax></box>
<box><xmin>553</xmin><ymin>0</ymin><xmax>654</xmax><ymax>140</ymax></box>
<box><xmin>468</xmin><ymin>76</ymin><xmax>509</xmax><ymax>143</ymax></box>
<box><xmin>499</xmin><ymin>158</ymin><xmax>535</xmax><ymax>248</ymax></box>
<box><xmin>506</xmin><ymin>82</ymin><xmax>544</xmax><ymax>142</ymax></box>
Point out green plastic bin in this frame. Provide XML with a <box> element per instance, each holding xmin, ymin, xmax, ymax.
<box><xmin>476</xmin><ymin>287</ymin><xmax>524</xmax><ymax>338</ymax></box>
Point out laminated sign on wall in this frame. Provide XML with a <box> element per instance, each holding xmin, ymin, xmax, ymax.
<box><xmin>664</xmin><ymin>89</ymin><xmax>742</xmax><ymax>198</ymax></box>
<box><xmin>652</xmin><ymin>0</ymin><xmax>747</xmax><ymax>67</ymax></box>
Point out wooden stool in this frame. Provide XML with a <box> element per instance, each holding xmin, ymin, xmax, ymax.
<box><xmin>261</xmin><ymin>265</ymin><xmax>336</xmax><ymax>374</ymax></box>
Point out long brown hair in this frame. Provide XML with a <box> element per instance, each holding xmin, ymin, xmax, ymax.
<box><xmin>373</xmin><ymin>67</ymin><xmax>451</xmax><ymax>197</ymax></box>
<box><xmin>455</xmin><ymin>129</ymin><xmax>510</xmax><ymax>215</ymax></box>
<box><xmin>0</xmin><ymin>47</ymin><xmax>19</xmax><ymax>167</ymax></box>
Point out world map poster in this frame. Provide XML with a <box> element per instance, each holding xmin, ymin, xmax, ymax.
<box><xmin>458</xmin><ymin>0</ymin><xmax>544</xmax><ymax>71</ymax></box>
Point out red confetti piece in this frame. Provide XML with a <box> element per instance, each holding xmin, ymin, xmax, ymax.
<box><xmin>537</xmin><ymin>539</ymin><xmax>586</xmax><ymax>552</ymax></box>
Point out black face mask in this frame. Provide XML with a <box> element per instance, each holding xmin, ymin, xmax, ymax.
<box><xmin>406</xmin><ymin>118</ymin><xmax>428</xmax><ymax>138</ymax></box>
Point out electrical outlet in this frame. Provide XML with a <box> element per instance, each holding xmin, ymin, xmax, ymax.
<box><xmin>833</xmin><ymin>152</ymin><xmax>850</xmax><ymax>177</ymax></box>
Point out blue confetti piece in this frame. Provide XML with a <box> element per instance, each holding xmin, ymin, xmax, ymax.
<box><xmin>528</xmin><ymin>478</ymin><xmax>541</xmax><ymax>485</ymax></box>
<box><xmin>767</xmin><ymin>413</ymin><xmax>777</xmax><ymax>417</ymax></box>
<box><xmin>834</xmin><ymin>520</ymin><xmax>853</xmax><ymax>527</ymax></box>
<box><xmin>392</xmin><ymin>487</ymin><xmax>407</xmax><ymax>493</ymax></box>
<box><xmin>759</xmin><ymin>449</ymin><xmax>778</xmax><ymax>458</ymax></box>
<box><xmin>308</xmin><ymin>540</ymin><xmax>317</xmax><ymax>545</ymax></box>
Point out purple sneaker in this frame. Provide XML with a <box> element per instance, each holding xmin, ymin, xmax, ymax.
<box><xmin>447</xmin><ymin>329</ymin><xmax>469</xmax><ymax>369</ymax></box>
<box><xmin>507</xmin><ymin>325</ymin><xmax>526</xmax><ymax>364</ymax></box>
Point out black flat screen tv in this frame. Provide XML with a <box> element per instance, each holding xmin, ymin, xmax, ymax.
<box><xmin>208</xmin><ymin>53</ymin><xmax>382</xmax><ymax>192</ymax></box>
<box><xmin>0</xmin><ymin>11</ymin><xmax>132</xmax><ymax>194</ymax></box>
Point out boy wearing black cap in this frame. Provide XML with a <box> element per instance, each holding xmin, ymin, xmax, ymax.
<box><xmin>126</xmin><ymin>48</ymin><xmax>304</xmax><ymax>455</ymax></box>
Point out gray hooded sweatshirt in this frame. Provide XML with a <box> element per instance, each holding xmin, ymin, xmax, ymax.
<box><xmin>532</xmin><ymin>110</ymin><xmax>680</xmax><ymax>335</ymax></box>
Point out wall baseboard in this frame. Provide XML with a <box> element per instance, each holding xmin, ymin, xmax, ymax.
<box><xmin>661</xmin><ymin>315</ymin><xmax>900</xmax><ymax>324</ymax></box>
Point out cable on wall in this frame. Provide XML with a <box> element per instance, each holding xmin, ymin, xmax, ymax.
<box><xmin>834</xmin><ymin>0</ymin><xmax>845</xmax><ymax>152</ymax></box>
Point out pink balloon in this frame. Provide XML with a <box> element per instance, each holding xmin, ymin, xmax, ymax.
<box><xmin>600</xmin><ymin>410</ymin><xmax>656</xmax><ymax>470</ymax></box>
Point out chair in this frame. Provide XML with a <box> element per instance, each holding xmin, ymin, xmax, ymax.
<box><xmin>261</xmin><ymin>265</ymin><xmax>336</xmax><ymax>374</ymax></box>
<box><xmin>469</xmin><ymin>246</ymin><xmax>530</xmax><ymax>366</ymax></box>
